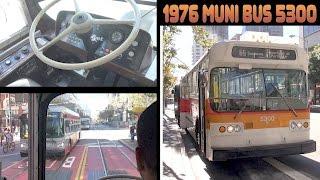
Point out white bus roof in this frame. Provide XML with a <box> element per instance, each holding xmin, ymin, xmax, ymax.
<box><xmin>181</xmin><ymin>41</ymin><xmax>308</xmax><ymax>83</ymax></box>
<box><xmin>48</xmin><ymin>105</ymin><xmax>80</xmax><ymax>117</ymax></box>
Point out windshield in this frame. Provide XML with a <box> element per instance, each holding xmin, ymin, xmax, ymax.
<box><xmin>46</xmin><ymin>112</ymin><xmax>64</xmax><ymax>138</ymax></box>
<box><xmin>210</xmin><ymin>68</ymin><xmax>308</xmax><ymax>111</ymax></box>
<box><xmin>81</xmin><ymin>120</ymin><xmax>90</xmax><ymax>125</ymax></box>
<box><xmin>0</xmin><ymin>0</ymin><xmax>28</xmax><ymax>46</ymax></box>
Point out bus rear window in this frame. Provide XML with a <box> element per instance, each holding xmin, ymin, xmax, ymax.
<box><xmin>232</xmin><ymin>46</ymin><xmax>296</xmax><ymax>60</ymax></box>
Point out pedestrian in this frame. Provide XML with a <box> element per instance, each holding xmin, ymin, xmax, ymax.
<box><xmin>135</xmin><ymin>102</ymin><xmax>158</xmax><ymax>180</ymax></box>
<box><xmin>130</xmin><ymin>125</ymin><xmax>135</xmax><ymax>141</ymax></box>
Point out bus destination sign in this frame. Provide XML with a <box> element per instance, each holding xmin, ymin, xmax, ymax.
<box><xmin>232</xmin><ymin>46</ymin><xmax>296</xmax><ymax>60</ymax></box>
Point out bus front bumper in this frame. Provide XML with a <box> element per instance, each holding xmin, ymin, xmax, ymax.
<box><xmin>212</xmin><ymin>140</ymin><xmax>316</xmax><ymax>161</ymax></box>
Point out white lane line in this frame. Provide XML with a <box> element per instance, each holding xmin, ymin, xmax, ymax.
<box><xmin>2</xmin><ymin>157</ymin><xmax>27</xmax><ymax>171</ymax></box>
<box><xmin>263</xmin><ymin>157</ymin><xmax>312</xmax><ymax>180</ymax></box>
<box><xmin>88</xmin><ymin>145</ymin><xmax>123</xmax><ymax>148</ymax></box>
<box><xmin>97</xmin><ymin>139</ymin><xmax>108</xmax><ymax>176</ymax></box>
<box><xmin>46</xmin><ymin>160</ymin><xmax>57</xmax><ymax>169</ymax></box>
<box><xmin>0</xmin><ymin>152</ymin><xmax>20</xmax><ymax>158</ymax></box>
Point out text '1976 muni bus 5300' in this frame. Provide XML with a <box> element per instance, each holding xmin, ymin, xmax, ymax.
<box><xmin>173</xmin><ymin>41</ymin><xmax>316</xmax><ymax>161</ymax></box>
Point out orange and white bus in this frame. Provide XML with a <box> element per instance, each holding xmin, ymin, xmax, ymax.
<box><xmin>21</xmin><ymin>105</ymin><xmax>81</xmax><ymax>157</ymax></box>
<box><xmin>174</xmin><ymin>41</ymin><xmax>316</xmax><ymax>161</ymax></box>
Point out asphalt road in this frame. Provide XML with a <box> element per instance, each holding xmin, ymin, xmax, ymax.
<box><xmin>164</xmin><ymin>107</ymin><xmax>320</xmax><ymax>180</ymax></box>
<box><xmin>0</xmin><ymin>127</ymin><xmax>139</xmax><ymax>180</ymax></box>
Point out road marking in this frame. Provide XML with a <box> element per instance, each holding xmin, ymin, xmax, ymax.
<box><xmin>0</xmin><ymin>152</ymin><xmax>19</xmax><ymax>158</ymax></box>
<box><xmin>62</xmin><ymin>157</ymin><xmax>76</xmax><ymax>168</ymax></box>
<box><xmin>18</xmin><ymin>161</ymin><xmax>28</xmax><ymax>169</ymax></box>
<box><xmin>75</xmin><ymin>146</ymin><xmax>87</xmax><ymax>180</ymax></box>
<box><xmin>79</xmin><ymin>148</ymin><xmax>88</xmax><ymax>180</ymax></box>
<box><xmin>117</xmin><ymin>146</ymin><xmax>137</xmax><ymax>168</ymax></box>
<box><xmin>97</xmin><ymin>139</ymin><xmax>108</xmax><ymax>176</ymax></box>
<box><xmin>88</xmin><ymin>145</ymin><xmax>123</xmax><ymax>148</ymax></box>
<box><xmin>2</xmin><ymin>158</ymin><xmax>27</xmax><ymax>171</ymax></box>
<box><xmin>111</xmin><ymin>140</ymin><xmax>137</xmax><ymax>169</ymax></box>
<box><xmin>46</xmin><ymin>160</ymin><xmax>57</xmax><ymax>169</ymax></box>
<box><xmin>263</xmin><ymin>157</ymin><xmax>312</xmax><ymax>180</ymax></box>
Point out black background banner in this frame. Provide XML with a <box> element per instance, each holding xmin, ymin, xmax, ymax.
<box><xmin>159</xmin><ymin>0</ymin><xmax>320</xmax><ymax>25</ymax></box>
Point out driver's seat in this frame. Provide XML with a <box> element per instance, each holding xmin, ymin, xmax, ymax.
<box><xmin>7</xmin><ymin>78</ymin><xmax>41</xmax><ymax>87</ymax></box>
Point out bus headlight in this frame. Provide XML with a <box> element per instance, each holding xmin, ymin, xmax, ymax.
<box><xmin>234</xmin><ymin>125</ymin><xmax>241</xmax><ymax>132</ymax></box>
<box><xmin>219</xmin><ymin>126</ymin><xmax>226</xmax><ymax>133</ymax></box>
<box><xmin>227</xmin><ymin>126</ymin><xmax>234</xmax><ymax>133</ymax></box>
<box><xmin>291</xmin><ymin>121</ymin><xmax>297</xmax><ymax>129</ymax></box>
<box><xmin>303</xmin><ymin>122</ymin><xmax>309</xmax><ymax>128</ymax></box>
<box><xmin>297</xmin><ymin>122</ymin><xmax>303</xmax><ymax>128</ymax></box>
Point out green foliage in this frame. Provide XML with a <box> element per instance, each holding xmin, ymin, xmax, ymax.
<box><xmin>309</xmin><ymin>45</ymin><xmax>320</xmax><ymax>86</ymax></box>
<box><xmin>50</xmin><ymin>94</ymin><xmax>76</xmax><ymax>105</ymax></box>
<box><xmin>192</xmin><ymin>26</ymin><xmax>216</xmax><ymax>50</ymax></box>
<box><xmin>98</xmin><ymin>94</ymin><xmax>157</xmax><ymax>121</ymax></box>
<box><xmin>163</xmin><ymin>26</ymin><xmax>188</xmax><ymax>96</ymax></box>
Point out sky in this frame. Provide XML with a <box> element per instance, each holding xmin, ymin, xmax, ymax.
<box><xmin>74</xmin><ymin>94</ymin><xmax>111</xmax><ymax>119</ymax></box>
<box><xmin>173</xmin><ymin>26</ymin><xmax>301</xmax><ymax>79</ymax></box>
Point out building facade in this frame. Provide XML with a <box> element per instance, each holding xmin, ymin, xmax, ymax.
<box><xmin>192</xmin><ymin>26</ymin><xmax>228</xmax><ymax>64</ymax></box>
<box><xmin>243</xmin><ymin>26</ymin><xmax>283</xmax><ymax>36</ymax></box>
<box><xmin>0</xmin><ymin>93</ymin><xmax>29</xmax><ymax>128</ymax></box>
<box><xmin>303</xmin><ymin>26</ymin><xmax>320</xmax><ymax>49</ymax></box>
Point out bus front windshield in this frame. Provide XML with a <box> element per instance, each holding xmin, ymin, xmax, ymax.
<box><xmin>210</xmin><ymin>68</ymin><xmax>307</xmax><ymax>111</ymax></box>
<box><xmin>46</xmin><ymin>113</ymin><xmax>64</xmax><ymax>138</ymax></box>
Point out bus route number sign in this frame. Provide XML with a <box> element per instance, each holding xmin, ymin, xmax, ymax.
<box><xmin>232</xmin><ymin>46</ymin><xmax>297</xmax><ymax>60</ymax></box>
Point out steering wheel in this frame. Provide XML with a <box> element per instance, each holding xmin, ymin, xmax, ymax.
<box><xmin>29</xmin><ymin>0</ymin><xmax>141</xmax><ymax>70</ymax></box>
<box><xmin>98</xmin><ymin>174</ymin><xmax>141</xmax><ymax>180</ymax></box>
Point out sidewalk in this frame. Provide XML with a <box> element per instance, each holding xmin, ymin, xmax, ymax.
<box><xmin>163</xmin><ymin>109</ymin><xmax>195</xmax><ymax>179</ymax></box>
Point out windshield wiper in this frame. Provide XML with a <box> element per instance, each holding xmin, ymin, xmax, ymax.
<box><xmin>270</xmin><ymin>83</ymin><xmax>298</xmax><ymax>117</ymax></box>
<box><xmin>234</xmin><ymin>102</ymin><xmax>246</xmax><ymax>120</ymax></box>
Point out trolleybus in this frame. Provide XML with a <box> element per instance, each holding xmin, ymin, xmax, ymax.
<box><xmin>20</xmin><ymin>105</ymin><xmax>81</xmax><ymax>157</ymax></box>
<box><xmin>80</xmin><ymin>117</ymin><xmax>91</xmax><ymax>130</ymax></box>
<box><xmin>174</xmin><ymin>41</ymin><xmax>316</xmax><ymax>161</ymax></box>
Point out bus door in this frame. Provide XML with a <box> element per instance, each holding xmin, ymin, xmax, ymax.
<box><xmin>198</xmin><ymin>70</ymin><xmax>207</xmax><ymax>156</ymax></box>
<box><xmin>173</xmin><ymin>85</ymin><xmax>180</xmax><ymax>125</ymax></box>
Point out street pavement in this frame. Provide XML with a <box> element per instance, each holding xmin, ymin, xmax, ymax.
<box><xmin>0</xmin><ymin>126</ymin><xmax>139</xmax><ymax>180</ymax></box>
<box><xmin>163</xmin><ymin>107</ymin><xmax>320</xmax><ymax>180</ymax></box>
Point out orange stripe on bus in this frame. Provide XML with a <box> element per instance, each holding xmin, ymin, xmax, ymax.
<box><xmin>204</xmin><ymin>99</ymin><xmax>309</xmax><ymax>129</ymax></box>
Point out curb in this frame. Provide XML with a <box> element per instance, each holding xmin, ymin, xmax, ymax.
<box><xmin>119</xmin><ymin>139</ymin><xmax>136</xmax><ymax>152</ymax></box>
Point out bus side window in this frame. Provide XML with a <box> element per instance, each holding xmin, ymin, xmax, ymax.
<box><xmin>65</xmin><ymin>120</ymin><xmax>70</xmax><ymax>133</ymax></box>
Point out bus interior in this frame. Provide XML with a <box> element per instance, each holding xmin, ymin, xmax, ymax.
<box><xmin>0</xmin><ymin>0</ymin><xmax>157</xmax><ymax>87</ymax></box>
<box><xmin>0</xmin><ymin>93</ymin><xmax>157</xmax><ymax>180</ymax></box>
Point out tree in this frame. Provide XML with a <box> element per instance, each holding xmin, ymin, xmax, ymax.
<box><xmin>309</xmin><ymin>45</ymin><xmax>320</xmax><ymax>104</ymax></box>
<box><xmin>129</xmin><ymin>93</ymin><xmax>156</xmax><ymax>113</ymax></box>
<box><xmin>309</xmin><ymin>45</ymin><xmax>320</xmax><ymax>87</ymax></box>
<box><xmin>192</xmin><ymin>26</ymin><xmax>216</xmax><ymax>50</ymax></box>
<box><xmin>163</xmin><ymin>26</ymin><xmax>187</xmax><ymax>97</ymax></box>
<box><xmin>50</xmin><ymin>94</ymin><xmax>77</xmax><ymax>105</ymax></box>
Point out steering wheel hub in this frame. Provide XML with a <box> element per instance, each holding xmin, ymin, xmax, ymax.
<box><xmin>73</xmin><ymin>12</ymin><xmax>89</xmax><ymax>24</ymax></box>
